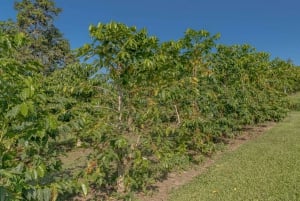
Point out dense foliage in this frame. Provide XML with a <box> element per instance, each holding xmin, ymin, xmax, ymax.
<box><xmin>1</xmin><ymin>4</ymin><xmax>300</xmax><ymax>200</ymax></box>
<box><xmin>0</xmin><ymin>30</ymin><xmax>75</xmax><ymax>200</ymax></box>
<box><xmin>14</xmin><ymin>0</ymin><xmax>74</xmax><ymax>73</ymax></box>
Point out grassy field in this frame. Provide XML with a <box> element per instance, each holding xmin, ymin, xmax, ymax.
<box><xmin>168</xmin><ymin>95</ymin><xmax>300</xmax><ymax>201</ymax></box>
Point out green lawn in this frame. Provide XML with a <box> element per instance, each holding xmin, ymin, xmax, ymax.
<box><xmin>169</xmin><ymin>110</ymin><xmax>300</xmax><ymax>201</ymax></box>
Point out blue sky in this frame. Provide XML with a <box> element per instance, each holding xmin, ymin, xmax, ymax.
<box><xmin>1</xmin><ymin>0</ymin><xmax>299</xmax><ymax>65</ymax></box>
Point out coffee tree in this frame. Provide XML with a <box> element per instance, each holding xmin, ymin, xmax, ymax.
<box><xmin>0</xmin><ymin>29</ymin><xmax>74</xmax><ymax>201</ymax></box>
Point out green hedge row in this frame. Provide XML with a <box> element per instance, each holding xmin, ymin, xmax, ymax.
<box><xmin>1</xmin><ymin>22</ymin><xmax>300</xmax><ymax>200</ymax></box>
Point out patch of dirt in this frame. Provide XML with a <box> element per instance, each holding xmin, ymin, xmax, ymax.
<box><xmin>136</xmin><ymin>122</ymin><xmax>276</xmax><ymax>201</ymax></box>
<box><xmin>60</xmin><ymin>147</ymin><xmax>92</xmax><ymax>170</ymax></box>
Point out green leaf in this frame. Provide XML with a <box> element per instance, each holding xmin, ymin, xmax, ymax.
<box><xmin>0</xmin><ymin>187</ymin><xmax>8</xmax><ymax>201</ymax></box>
<box><xmin>33</xmin><ymin>169</ymin><xmax>38</xmax><ymax>180</ymax></box>
<box><xmin>43</xmin><ymin>188</ymin><xmax>51</xmax><ymax>201</ymax></box>
<box><xmin>5</xmin><ymin>105</ymin><xmax>20</xmax><ymax>119</ymax></box>
<box><xmin>47</xmin><ymin>115</ymin><xmax>58</xmax><ymax>130</ymax></box>
<box><xmin>115</xmin><ymin>138</ymin><xmax>128</xmax><ymax>149</ymax></box>
<box><xmin>37</xmin><ymin>189</ymin><xmax>43</xmax><ymax>201</ymax></box>
<box><xmin>0</xmin><ymin>169</ymin><xmax>15</xmax><ymax>179</ymax></box>
<box><xmin>20</xmin><ymin>88</ymin><xmax>31</xmax><ymax>100</ymax></box>
<box><xmin>14</xmin><ymin>32</ymin><xmax>25</xmax><ymax>46</ymax></box>
<box><xmin>20</xmin><ymin>102</ymin><xmax>28</xmax><ymax>117</ymax></box>
<box><xmin>37</xmin><ymin>165</ymin><xmax>46</xmax><ymax>178</ymax></box>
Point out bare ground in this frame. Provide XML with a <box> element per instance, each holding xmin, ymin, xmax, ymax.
<box><xmin>136</xmin><ymin>122</ymin><xmax>276</xmax><ymax>201</ymax></box>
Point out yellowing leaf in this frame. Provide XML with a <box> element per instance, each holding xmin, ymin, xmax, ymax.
<box><xmin>81</xmin><ymin>183</ymin><xmax>88</xmax><ymax>197</ymax></box>
<box><xmin>191</xmin><ymin>77</ymin><xmax>199</xmax><ymax>85</ymax></box>
<box><xmin>154</xmin><ymin>89</ymin><xmax>159</xmax><ymax>96</ymax></box>
<box><xmin>63</xmin><ymin>86</ymin><xmax>67</xmax><ymax>93</ymax></box>
<box><xmin>147</xmin><ymin>98</ymin><xmax>156</xmax><ymax>106</ymax></box>
<box><xmin>51</xmin><ymin>185</ymin><xmax>58</xmax><ymax>201</ymax></box>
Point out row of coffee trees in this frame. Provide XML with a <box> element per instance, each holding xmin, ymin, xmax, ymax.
<box><xmin>1</xmin><ymin>1</ymin><xmax>300</xmax><ymax>200</ymax></box>
<box><xmin>73</xmin><ymin>23</ymin><xmax>299</xmax><ymax>199</ymax></box>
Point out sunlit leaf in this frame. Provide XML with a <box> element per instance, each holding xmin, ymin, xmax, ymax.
<box><xmin>20</xmin><ymin>102</ymin><xmax>28</xmax><ymax>117</ymax></box>
<box><xmin>81</xmin><ymin>183</ymin><xmax>88</xmax><ymax>197</ymax></box>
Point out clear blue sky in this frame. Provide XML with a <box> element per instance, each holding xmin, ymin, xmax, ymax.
<box><xmin>1</xmin><ymin>0</ymin><xmax>299</xmax><ymax>65</ymax></box>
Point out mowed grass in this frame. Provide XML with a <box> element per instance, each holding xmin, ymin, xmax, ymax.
<box><xmin>169</xmin><ymin>110</ymin><xmax>300</xmax><ymax>200</ymax></box>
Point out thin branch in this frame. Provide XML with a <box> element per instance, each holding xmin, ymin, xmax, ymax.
<box><xmin>118</xmin><ymin>93</ymin><xmax>122</xmax><ymax>122</ymax></box>
<box><xmin>174</xmin><ymin>104</ymin><xmax>181</xmax><ymax>125</ymax></box>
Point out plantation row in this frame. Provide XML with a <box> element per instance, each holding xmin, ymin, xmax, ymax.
<box><xmin>1</xmin><ymin>21</ymin><xmax>300</xmax><ymax>200</ymax></box>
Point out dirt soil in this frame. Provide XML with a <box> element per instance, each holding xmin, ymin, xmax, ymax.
<box><xmin>136</xmin><ymin>122</ymin><xmax>276</xmax><ymax>201</ymax></box>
